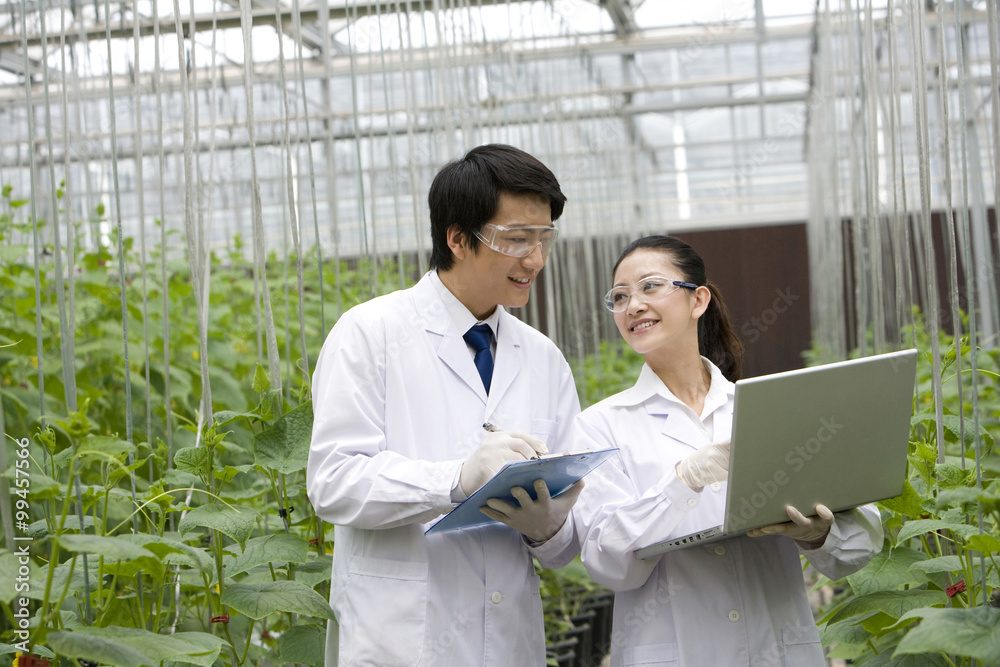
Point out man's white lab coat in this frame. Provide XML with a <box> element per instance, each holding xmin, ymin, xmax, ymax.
<box><xmin>559</xmin><ymin>362</ymin><xmax>883</xmax><ymax>667</ymax></box>
<box><xmin>307</xmin><ymin>271</ymin><xmax>581</xmax><ymax>666</ymax></box>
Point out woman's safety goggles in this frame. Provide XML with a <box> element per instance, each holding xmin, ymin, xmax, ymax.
<box><xmin>474</xmin><ymin>224</ymin><xmax>560</xmax><ymax>259</ymax></box>
<box><xmin>604</xmin><ymin>275</ymin><xmax>699</xmax><ymax>313</ymax></box>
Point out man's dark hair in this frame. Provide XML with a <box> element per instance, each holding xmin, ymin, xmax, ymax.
<box><xmin>427</xmin><ymin>144</ymin><xmax>566</xmax><ymax>270</ymax></box>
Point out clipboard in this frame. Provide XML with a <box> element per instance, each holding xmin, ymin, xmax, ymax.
<box><xmin>425</xmin><ymin>448</ymin><xmax>619</xmax><ymax>535</ymax></box>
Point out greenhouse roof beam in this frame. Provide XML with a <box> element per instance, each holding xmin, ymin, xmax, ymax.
<box><xmin>215</xmin><ymin>0</ymin><xmax>326</xmax><ymax>53</ymax></box>
<box><xmin>0</xmin><ymin>50</ymin><xmax>48</xmax><ymax>79</ymax></box>
<box><xmin>0</xmin><ymin>0</ymin><xmax>508</xmax><ymax>50</ymax></box>
<box><xmin>2</xmin><ymin>91</ymin><xmax>814</xmax><ymax>170</ymax></box>
<box><xmin>601</xmin><ymin>0</ymin><xmax>636</xmax><ymax>39</ymax></box>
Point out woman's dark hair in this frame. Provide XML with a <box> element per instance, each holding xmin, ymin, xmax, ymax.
<box><xmin>613</xmin><ymin>235</ymin><xmax>744</xmax><ymax>382</ymax></box>
<box><xmin>427</xmin><ymin>144</ymin><xmax>567</xmax><ymax>271</ymax></box>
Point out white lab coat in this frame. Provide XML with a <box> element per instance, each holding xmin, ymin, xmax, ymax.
<box><xmin>563</xmin><ymin>361</ymin><xmax>883</xmax><ymax>667</ymax></box>
<box><xmin>307</xmin><ymin>271</ymin><xmax>581</xmax><ymax>667</ymax></box>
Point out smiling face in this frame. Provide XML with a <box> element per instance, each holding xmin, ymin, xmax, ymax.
<box><xmin>611</xmin><ymin>248</ymin><xmax>710</xmax><ymax>358</ymax></box>
<box><xmin>441</xmin><ymin>191</ymin><xmax>553</xmax><ymax>320</ymax></box>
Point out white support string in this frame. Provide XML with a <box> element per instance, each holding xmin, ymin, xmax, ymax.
<box><xmin>102</xmin><ymin>0</ymin><xmax>146</xmax><ymax>626</ymax></box>
<box><xmin>275</xmin><ymin>0</ymin><xmax>311</xmax><ymax>386</ymax></box>
<box><xmin>239</xmin><ymin>0</ymin><xmax>283</xmax><ymax>393</ymax></box>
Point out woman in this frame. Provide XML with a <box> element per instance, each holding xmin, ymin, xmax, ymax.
<box><xmin>571</xmin><ymin>236</ymin><xmax>883</xmax><ymax>666</ymax></box>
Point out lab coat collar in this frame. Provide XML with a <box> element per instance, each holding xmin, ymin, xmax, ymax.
<box><xmin>607</xmin><ymin>358</ymin><xmax>734</xmax><ymax>447</ymax></box>
<box><xmin>419</xmin><ymin>271</ymin><xmax>524</xmax><ymax>406</ymax></box>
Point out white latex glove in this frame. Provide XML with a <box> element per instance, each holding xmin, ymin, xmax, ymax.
<box><xmin>460</xmin><ymin>431</ymin><xmax>547</xmax><ymax>496</ymax></box>
<box><xmin>747</xmin><ymin>503</ymin><xmax>834</xmax><ymax>549</ymax></box>
<box><xmin>675</xmin><ymin>439</ymin><xmax>730</xmax><ymax>490</ymax></box>
<box><xmin>481</xmin><ymin>479</ymin><xmax>585</xmax><ymax>543</ymax></box>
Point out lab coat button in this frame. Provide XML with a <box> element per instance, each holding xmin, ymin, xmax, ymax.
<box><xmin>491</xmin><ymin>591</ymin><xmax>502</xmax><ymax>604</ymax></box>
<box><xmin>687</xmin><ymin>498</ymin><xmax>697</xmax><ymax>507</ymax></box>
<box><xmin>710</xmin><ymin>482</ymin><xmax>721</xmax><ymax>491</ymax></box>
<box><xmin>728</xmin><ymin>610</ymin><xmax>740</xmax><ymax>622</ymax></box>
<box><xmin>714</xmin><ymin>545</ymin><xmax>726</xmax><ymax>556</ymax></box>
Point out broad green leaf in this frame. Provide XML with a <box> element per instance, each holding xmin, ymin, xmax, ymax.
<box><xmin>118</xmin><ymin>533</ymin><xmax>214</xmax><ymax>575</ymax></box>
<box><xmin>227</xmin><ymin>533</ymin><xmax>309</xmax><ymax>577</ymax></box>
<box><xmin>0</xmin><ymin>643</ymin><xmax>55</xmax><ymax>658</ymax></box>
<box><xmin>934</xmin><ymin>463</ymin><xmax>975</xmax><ymax>490</ymax></box>
<box><xmin>23</xmin><ymin>471</ymin><xmax>62</xmax><ymax>500</ymax></box>
<box><xmin>174</xmin><ymin>446</ymin><xmax>211</xmax><ymax>478</ymax></box>
<box><xmin>907</xmin><ymin>555</ymin><xmax>964</xmax><ymax>577</ymax></box>
<box><xmin>966</xmin><ymin>534</ymin><xmax>1000</xmax><ymax>554</ymax></box>
<box><xmin>894</xmin><ymin>519</ymin><xmax>980</xmax><ymax>543</ymax></box>
<box><xmin>78</xmin><ymin>434</ymin><xmax>136</xmax><ymax>460</ymax></box>
<box><xmin>860</xmin><ymin>611</ymin><xmax>899</xmax><ymax>636</ymax></box>
<box><xmin>47</xmin><ymin>629</ymin><xmax>150</xmax><ymax>667</ymax></box>
<box><xmin>220</xmin><ymin>580</ymin><xmax>335</xmax><ymax>620</ymax></box>
<box><xmin>847</xmin><ymin>547</ymin><xmax>926</xmax><ymax>596</ymax></box>
<box><xmin>178</xmin><ymin>504</ymin><xmax>259</xmax><ymax>549</ymax></box>
<box><xmin>24</xmin><ymin>559</ymin><xmax>101</xmax><ymax>601</ymax></box>
<box><xmin>162</xmin><ymin>469</ymin><xmax>200</xmax><ymax>487</ymax></box>
<box><xmin>827</xmin><ymin>589</ymin><xmax>947</xmax><ymax>624</ymax></box>
<box><xmin>56</xmin><ymin>534</ymin><xmax>156</xmax><ymax>561</ymax></box>
<box><xmin>859</xmin><ymin>652</ymin><xmax>949</xmax><ymax>667</ymax></box>
<box><xmin>938</xmin><ymin>414</ymin><xmax>993</xmax><ymax>446</ymax></box>
<box><xmin>893</xmin><ymin>606</ymin><xmax>1000</xmax><ymax>662</ymax></box>
<box><xmin>213</xmin><ymin>410</ymin><xmax>257</xmax><ymax>427</ymax></box>
<box><xmin>821</xmin><ymin>616</ymin><xmax>873</xmax><ymax>646</ymax></box>
<box><xmin>277</xmin><ymin>624</ymin><xmax>327</xmax><ymax>665</ymax></box>
<box><xmin>56</xmin><ymin>534</ymin><xmax>164</xmax><ymax>579</ymax></box>
<box><xmin>0</xmin><ymin>552</ymin><xmax>42</xmax><ymax>605</ymax></box>
<box><xmin>910</xmin><ymin>413</ymin><xmax>992</xmax><ymax>447</ymax></box>
<box><xmin>49</xmin><ymin>627</ymin><xmax>225</xmax><ymax>667</ymax></box>
<box><xmin>878</xmin><ymin>480</ymin><xmax>926</xmax><ymax>517</ymax></box>
<box><xmin>935</xmin><ymin>486</ymin><xmax>985</xmax><ymax>512</ymax></box>
<box><xmin>216</xmin><ymin>464</ymin><xmax>255</xmax><ymax>483</ymax></box>
<box><xmin>293</xmin><ymin>557</ymin><xmax>334</xmax><ymax>587</ymax></box>
<box><xmin>253</xmin><ymin>401</ymin><xmax>313</xmax><ymax>474</ymax></box>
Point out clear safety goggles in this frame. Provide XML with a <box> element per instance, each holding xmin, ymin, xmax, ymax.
<box><xmin>604</xmin><ymin>275</ymin><xmax>699</xmax><ymax>313</ymax></box>
<box><xmin>474</xmin><ymin>223</ymin><xmax>560</xmax><ymax>259</ymax></box>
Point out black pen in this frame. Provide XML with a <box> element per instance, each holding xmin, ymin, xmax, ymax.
<box><xmin>482</xmin><ymin>421</ymin><xmax>501</xmax><ymax>433</ymax></box>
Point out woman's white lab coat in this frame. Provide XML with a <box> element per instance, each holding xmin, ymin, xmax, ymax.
<box><xmin>568</xmin><ymin>361</ymin><xmax>883</xmax><ymax>667</ymax></box>
<box><xmin>307</xmin><ymin>272</ymin><xmax>581</xmax><ymax>666</ymax></box>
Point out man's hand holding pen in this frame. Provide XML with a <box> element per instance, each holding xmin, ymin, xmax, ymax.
<box><xmin>468</xmin><ymin>421</ymin><xmax>582</xmax><ymax>543</ymax></box>
<box><xmin>459</xmin><ymin>426</ymin><xmax>547</xmax><ymax>496</ymax></box>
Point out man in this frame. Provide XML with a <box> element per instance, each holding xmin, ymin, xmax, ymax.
<box><xmin>307</xmin><ymin>144</ymin><xmax>583</xmax><ymax>665</ymax></box>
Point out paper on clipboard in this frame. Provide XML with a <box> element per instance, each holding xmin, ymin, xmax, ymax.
<box><xmin>425</xmin><ymin>448</ymin><xmax>619</xmax><ymax>535</ymax></box>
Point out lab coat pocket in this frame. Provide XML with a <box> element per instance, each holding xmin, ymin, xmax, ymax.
<box><xmin>342</xmin><ymin>557</ymin><xmax>429</xmax><ymax>667</ymax></box>
<box><xmin>780</xmin><ymin>624</ymin><xmax>825</xmax><ymax>666</ymax></box>
<box><xmin>531</xmin><ymin>417</ymin><xmax>557</xmax><ymax>441</ymax></box>
<box><xmin>621</xmin><ymin>642</ymin><xmax>678</xmax><ymax>666</ymax></box>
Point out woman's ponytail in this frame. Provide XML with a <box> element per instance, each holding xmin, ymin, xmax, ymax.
<box><xmin>700</xmin><ymin>282</ymin><xmax>744</xmax><ymax>382</ymax></box>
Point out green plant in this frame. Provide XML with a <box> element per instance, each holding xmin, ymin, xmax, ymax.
<box><xmin>0</xmin><ymin>183</ymin><xmax>417</xmax><ymax>666</ymax></box>
<box><xmin>571</xmin><ymin>339</ymin><xmax>646</xmax><ymax>408</ymax></box>
<box><xmin>816</xmin><ymin>316</ymin><xmax>1000</xmax><ymax>665</ymax></box>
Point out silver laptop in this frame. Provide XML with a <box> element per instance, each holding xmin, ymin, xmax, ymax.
<box><xmin>635</xmin><ymin>349</ymin><xmax>917</xmax><ymax>560</ymax></box>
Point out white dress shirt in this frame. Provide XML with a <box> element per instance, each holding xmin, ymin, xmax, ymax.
<box><xmin>306</xmin><ymin>271</ymin><xmax>581</xmax><ymax>666</ymax></box>
<box><xmin>563</xmin><ymin>361</ymin><xmax>883</xmax><ymax>667</ymax></box>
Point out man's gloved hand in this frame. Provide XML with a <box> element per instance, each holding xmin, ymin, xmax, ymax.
<box><xmin>747</xmin><ymin>503</ymin><xmax>834</xmax><ymax>549</ymax></box>
<box><xmin>460</xmin><ymin>431</ymin><xmax>547</xmax><ymax>496</ymax></box>
<box><xmin>675</xmin><ymin>439</ymin><xmax>730</xmax><ymax>490</ymax></box>
<box><xmin>481</xmin><ymin>479</ymin><xmax>585</xmax><ymax>543</ymax></box>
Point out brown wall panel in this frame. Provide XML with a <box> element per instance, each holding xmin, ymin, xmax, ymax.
<box><xmin>675</xmin><ymin>224</ymin><xmax>812</xmax><ymax>379</ymax></box>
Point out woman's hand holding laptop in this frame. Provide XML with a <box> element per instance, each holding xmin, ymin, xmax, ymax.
<box><xmin>747</xmin><ymin>503</ymin><xmax>835</xmax><ymax>549</ymax></box>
